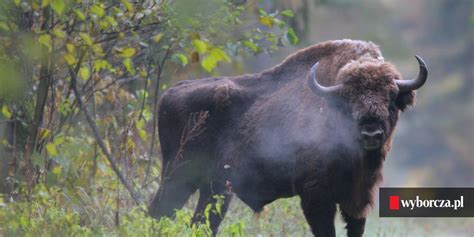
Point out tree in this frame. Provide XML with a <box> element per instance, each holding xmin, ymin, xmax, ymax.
<box><xmin>0</xmin><ymin>0</ymin><xmax>297</xmax><ymax>234</ymax></box>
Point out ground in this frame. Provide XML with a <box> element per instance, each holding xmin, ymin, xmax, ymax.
<box><xmin>183</xmin><ymin>193</ymin><xmax>473</xmax><ymax>237</ymax></box>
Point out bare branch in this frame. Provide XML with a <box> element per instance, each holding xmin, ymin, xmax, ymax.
<box><xmin>68</xmin><ymin>65</ymin><xmax>143</xmax><ymax>205</ymax></box>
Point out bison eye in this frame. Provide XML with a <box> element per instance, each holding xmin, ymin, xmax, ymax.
<box><xmin>389</xmin><ymin>99</ymin><xmax>397</xmax><ymax>114</ymax></box>
<box><xmin>389</xmin><ymin>91</ymin><xmax>398</xmax><ymax>100</ymax></box>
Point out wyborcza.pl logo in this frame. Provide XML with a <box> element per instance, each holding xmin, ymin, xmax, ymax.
<box><xmin>389</xmin><ymin>195</ymin><xmax>463</xmax><ymax>210</ymax></box>
<box><xmin>379</xmin><ymin>188</ymin><xmax>474</xmax><ymax>217</ymax></box>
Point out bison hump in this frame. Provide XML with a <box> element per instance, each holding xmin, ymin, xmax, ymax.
<box><xmin>160</xmin><ymin>78</ymin><xmax>242</xmax><ymax>119</ymax></box>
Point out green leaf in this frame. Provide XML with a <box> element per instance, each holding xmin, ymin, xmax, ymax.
<box><xmin>123</xmin><ymin>58</ymin><xmax>136</xmax><ymax>75</ymax></box>
<box><xmin>53</xmin><ymin>135</ymin><xmax>65</xmax><ymax>146</ymax></box>
<box><xmin>201</xmin><ymin>56</ymin><xmax>217</xmax><ymax>72</ymax></box>
<box><xmin>2</xmin><ymin>105</ymin><xmax>12</xmax><ymax>119</ymax></box>
<box><xmin>121</xmin><ymin>0</ymin><xmax>133</xmax><ymax>12</ymax></box>
<box><xmin>210</xmin><ymin>48</ymin><xmax>231</xmax><ymax>63</ymax></box>
<box><xmin>38</xmin><ymin>34</ymin><xmax>52</xmax><ymax>52</ymax></box>
<box><xmin>91</xmin><ymin>4</ymin><xmax>105</xmax><ymax>18</ymax></box>
<box><xmin>243</xmin><ymin>40</ymin><xmax>260</xmax><ymax>53</ymax></box>
<box><xmin>52</xmin><ymin>28</ymin><xmax>66</xmax><ymax>39</ymax></box>
<box><xmin>79</xmin><ymin>66</ymin><xmax>90</xmax><ymax>81</ymax></box>
<box><xmin>192</xmin><ymin>39</ymin><xmax>207</xmax><ymax>54</ymax></box>
<box><xmin>73</xmin><ymin>9</ymin><xmax>86</xmax><ymax>21</ymax></box>
<box><xmin>286</xmin><ymin>27</ymin><xmax>299</xmax><ymax>45</ymax></box>
<box><xmin>51</xmin><ymin>0</ymin><xmax>66</xmax><ymax>16</ymax></box>
<box><xmin>93</xmin><ymin>59</ymin><xmax>111</xmax><ymax>71</ymax></box>
<box><xmin>201</xmin><ymin>48</ymin><xmax>231</xmax><ymax>72</ymax></box>
<box><xmin>46</xmin><ymin>143</ymin><xmax>58</xmax><ymax>156</ymax></box>
<box><xmin>281</xmin><ymin>9</ymin><xmax>294</xmax><ymax>17</ymax></box>
<box><xmin>171</xmin><ymin>53</ymin><xmax>188</xmax><ymax>66</ymax></box>
<box><xmin>119</xmin><ymin>47</ymin><xmax>136</xmax><ymax>58</ymax></box>
<box><xmin>0</xmin><ymin>22</ymin><xmax>9</xmax><ymax>31</ymax></box>
<box><xmin>105</xmin><ymin>16</ymin><xmax>118</xmax><ymax>27</ymax></box>
<box><xmin>42</xmin><ymin>0</ymin><xmax>51</xmax><ymax>8</ymax></box>
<box><xmin>79</xmin><ymin>32</ymin><xmax>94</xmax><ymax>46</ymax></box>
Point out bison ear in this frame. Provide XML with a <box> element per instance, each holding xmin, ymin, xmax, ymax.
<box><xmin>396</xmin><ymin>91</ymin><xmax>416</xmax><ymax>111</ymax></box>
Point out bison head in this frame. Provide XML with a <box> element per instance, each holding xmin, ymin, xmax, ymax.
<box><xmin>308</xmin><ymin>56</ymin><xmax>427</xmax><ymax>151</ymax></box>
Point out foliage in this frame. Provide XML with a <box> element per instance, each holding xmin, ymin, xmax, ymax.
<box><xmin>0</xmin><ymin>187</ymin><xmax>241</xmax><ymax>237</ymax></box>
<box><xmin>0</xmin><ymin>0</ymin><xmax>297</xmax><ymax>235</ymax></box>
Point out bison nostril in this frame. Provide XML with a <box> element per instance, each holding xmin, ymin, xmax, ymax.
<box><xmin>361</xmin><ymin>130</ymin><xmax>384</xmax><ymax>141</ymax></box>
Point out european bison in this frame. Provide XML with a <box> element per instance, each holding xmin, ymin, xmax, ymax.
<box><xmin>149</xmin><ymin>39</ymin><xmax>427</xmax><ymax>237</ymax></box>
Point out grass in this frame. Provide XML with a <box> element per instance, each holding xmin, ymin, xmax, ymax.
<box><xmin>1</xmin><ymin>189</ymin><xmax>472</xmax><ymax>236</ymax></box>
<box><xmin>213</xmin><ymin>195</ymin><xmax>473</xmax><ymax>237</ymax></box>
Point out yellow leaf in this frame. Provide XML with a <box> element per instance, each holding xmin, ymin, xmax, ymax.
<box><xmin>92</xmin><ymin>44</ymin><xmax>104</xmax><ymax>55</ymax></box>
<box><xmin>210</xmin><ymin>48</ymin><xmax>231</xmax><ymax>62</ymax></box>
<box><xmin>123</xmin><ymin>58</ymin><xmax>135</xmax><ymax>75</ymax></box>
<box><xmin>52</xmin><ymin>166</ymin><xmax>61</xmax><ymax>175</ymax></box>
<box><xmin>79</xmin><ymin>32</ymin><xmax>93</xmax><ymax>46</ymax></box>
<box><xmin>192</xmin><ymin>39</ymin><xmax>207</xmax><ymax>54</ymax></box>
<box><xmin>93</xmin><ymin>59</ymin><xmax>111</xmax><ymax>71</ymax></box>
<box><xmin>119</xmin><ymin>47</ymin><xmax>136</xmax><ymax>58</ymax></box>
<box><xmin>153</xmin><ymin>33</ymin><xmax>163</xmax><ymax>43</ymax></box>
<box><xmin>51</xmin><ymin>0</ymin><xmax>66</xmax><ymax>16</ymax></box>
<box><xmin>259</xmin><ymin>16</ymin><xmax>273</xmax><ymax>27</ymax></box>
<box><xmin>46</xmin><ymin>143</ymin><xmax>59</xmax><ymax>156</ymax></box>
<box><xmin>64</xmin><ymin>53</ymin><xmax>76</xmax><ymax>65</ymax></box>
<box><xmin>66</xmin><ymin>43</ymin><xmax>75</xmax><ymax>53</ymax></box>
<box><xmin>1</xmin><ymin>105</ymin><xmax>12</xmax><ymax>119</ymax></box>
<box><xmin>79</xmin><ymin>67</ymin><xmax>90</xmax><ymax>81</ymax></box>
<box><xmin>52</xmin><ymin>28</ymin><xmax>65</xmax><ymax>39</ymax></box>
<box><xmin>91</xmin><ymin>4</ymin><xmax>105</xmax><ymax>18</ymax></box>
<box><xmin>138</xmin><ymin>129</ymin><xmax>146</xmax><ymax>141</ymax></box>
<box><xmin>106</xmin><ymin>90</ymin><xmax>115</xmax><ymax>102</ymax></box>
<box><xmin>38</xmin><ymin>34</ymin><xmax>52</xmax><ymax>52</ymax></box>
<box><xmin>39</xmin><ymin>128</ymin><xmax>50</xmax><ymax>140</ymax></box>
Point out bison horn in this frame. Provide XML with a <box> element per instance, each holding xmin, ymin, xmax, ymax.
<box><xmin>307</xmin><ymin>62</ymin><xmax>342</xmax><ymax>96</ymax></box>
<box><xmin>395</xmin><ymin>55</ymin><xmax>428</xmax><ymax>92</ymax></box>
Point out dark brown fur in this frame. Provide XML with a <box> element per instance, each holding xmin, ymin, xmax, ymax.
<box><xmin>149</xmin><ymin>39</ymin><xmax>416</xmax><ymax>237</ymax></box>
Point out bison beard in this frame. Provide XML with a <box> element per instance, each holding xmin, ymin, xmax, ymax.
<box><xmin>148</xmin><ymin>39</ymin><xmax>427</xmax><ymax>237</ymax></box>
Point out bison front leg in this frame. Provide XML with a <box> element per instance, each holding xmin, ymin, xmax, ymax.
<box><xmin>341</xmin><ymin>210</ymin><xmax>366</xmax><ymax>237</ymax></box>
<box><xmin>192</xmin><ymin>182</ymin><xmax>232</xmax><ymax>236</ymax></box>
<box><xmin>300</xmin><ymin>195</ymin><xmax>336</xmax><ymax>237</ymax></box>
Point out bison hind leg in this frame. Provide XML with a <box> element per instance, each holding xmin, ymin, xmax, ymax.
<box><xmin>192</xmin><ymin>182</ymin><xmax>232</xmax><ymax>236</ymax></box>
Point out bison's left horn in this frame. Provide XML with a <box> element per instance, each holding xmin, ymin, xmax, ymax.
<box><xmin>395</xmin><ymin>55</ymin><xmax>428</xmax><ymax>92</ymax></box>
<box><xmin>307</xmin><ymin>62</ymin><xmax>342</xmax><ymax>96</ymax></box>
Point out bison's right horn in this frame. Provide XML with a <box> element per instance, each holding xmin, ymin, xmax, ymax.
<box><xmin>307</xmin><ymin>62</ymin><xmax>342</xmax><ymax>96</ymax></box>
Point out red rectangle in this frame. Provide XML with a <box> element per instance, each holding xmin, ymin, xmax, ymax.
<box><xmin>389</xmin><ymin>195</ymin><xmax>400</xmax><ymax>210</ymax></box>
